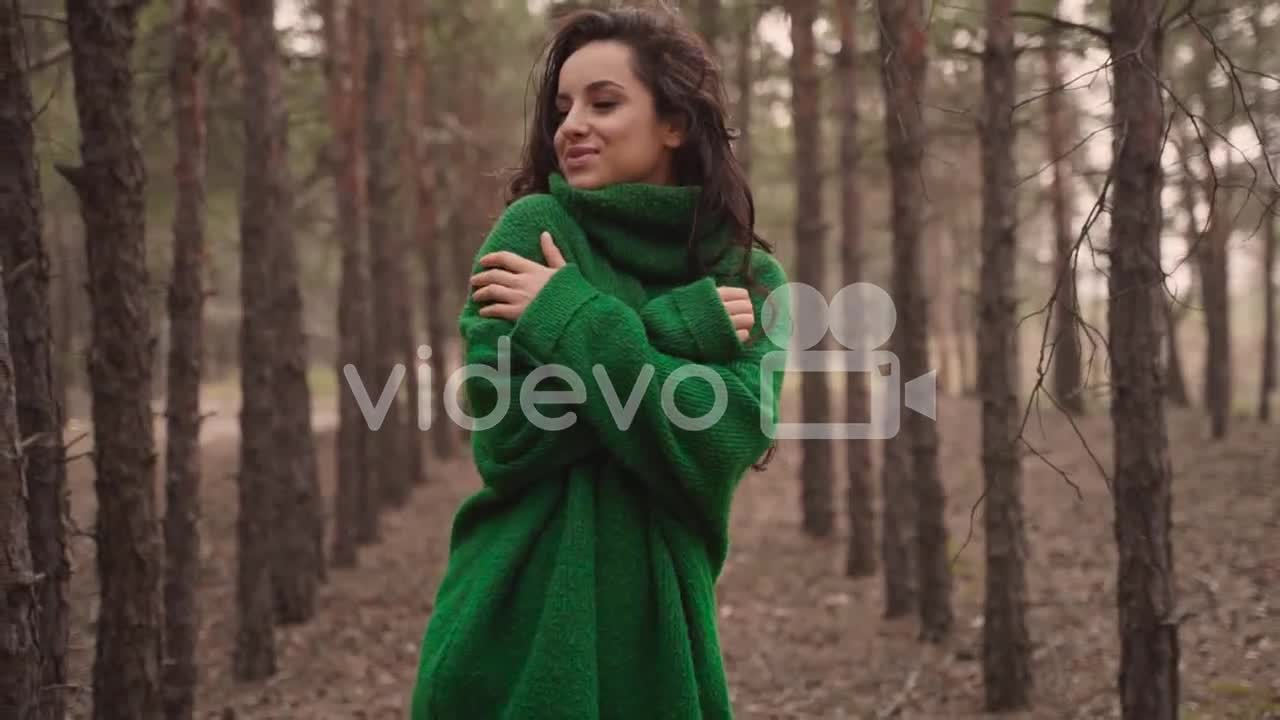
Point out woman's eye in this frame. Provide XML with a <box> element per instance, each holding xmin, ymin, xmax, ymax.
<box><xmin>593</xmin><ymin>101</ymin><xmax>617</xmax><ymax>111</ymax></box>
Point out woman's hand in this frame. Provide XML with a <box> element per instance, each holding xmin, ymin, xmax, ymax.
<box><xmin>718</xmin><ymin>286</ymin><xmax>754</xmax><ymax>342</ymax></box>
<box><xmin>470</xmin><ymin>232</ymin><xmax>568</xmax><ymax>322</ymax></box>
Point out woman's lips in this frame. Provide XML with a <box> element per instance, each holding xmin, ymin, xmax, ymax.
<box><xmin>564</xmin><ymin>146</ymin><xmax>598</xmax><ymax>170</ymax></box>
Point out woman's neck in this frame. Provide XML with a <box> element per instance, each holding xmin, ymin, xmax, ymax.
<box><xmin>548</xmin><ymin>171</ymin><xmax>734</xmax><ymax>283</ymax></box>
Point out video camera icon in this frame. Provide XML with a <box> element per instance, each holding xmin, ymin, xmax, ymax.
<box><xmin>759</xmin><ymin>282</ymin><xmax>936</xmax><ymax>440</ymax></box>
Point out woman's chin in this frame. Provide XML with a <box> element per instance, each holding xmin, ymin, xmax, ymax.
<box><xmin>563</xmin><ymin>170</ymin><xmax>608</xmax><ymax>189</ymax></box>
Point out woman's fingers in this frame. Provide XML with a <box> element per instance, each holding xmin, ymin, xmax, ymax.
<box><xmin>477</xmin><ymin>303</ymin><xmax>520</xmax><ymax>321</ymax></box>
<box><xmin>478</xmin><ymin>250</ymin><xmax>540</xmax><ymax>273</ymax></box>
<box><xmin>540</xmin><ymin>232</ymin><xmax>567</xmax><ymax>268</ymax></box>
<box><xmin>718</xmin><ymin>287</ymin><xmax>754</xmax><ymax>338</ymax></box>
<box><xmin>473</xmin><ymin>283</ymin><xmax>521</xmax><ymax>304</ymax></box>
<box><xmin>470</xmin><ymin>268</ymin><xmax>519</xmax><ymax>288</ymax></box>
<box><xmin>721</xmin><ymin>293</ymin><xmax>754</xmax><ymax>333</ymax></box>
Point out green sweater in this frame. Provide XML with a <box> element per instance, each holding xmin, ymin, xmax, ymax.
<box><xmin>410</xmin><ymin>172</ymin><xmax>789</xmax><ymax>719</ymax></box>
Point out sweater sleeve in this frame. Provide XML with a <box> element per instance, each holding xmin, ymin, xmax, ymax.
<box><xmin>639</xmin><ymin>275</ymin><xmax>746</xmax><ymax>363</ymax></box>
<box><xmin>457</xmin><ymin>196</ymin><xmax>597</xmax><ymax>498</ymax></box>
<box><xmin>509</xmin><ymin>251</ymin><xmax>790</xmax><ymax>554</ymax></box>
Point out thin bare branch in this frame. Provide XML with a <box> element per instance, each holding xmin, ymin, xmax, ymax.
<box><xmin>1010</xmin><ymin>10</ymin><xmax>1111</xmax><ymax>43</ymax></box>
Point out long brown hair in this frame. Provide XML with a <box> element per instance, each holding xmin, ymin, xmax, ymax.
<box><xmin>506</xmin><ymin>5</ymin><xmax>772</xmax><ymax>281</ymax></box>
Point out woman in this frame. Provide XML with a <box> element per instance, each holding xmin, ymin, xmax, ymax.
<box><xmin>411</xmin><ymin>7</ymin><xmax>789</xmax><ymax>719</ymax></box>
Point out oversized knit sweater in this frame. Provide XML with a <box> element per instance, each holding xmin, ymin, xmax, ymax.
<box><xmin>410</xmin><ymin>171</ymin><xmax>789</xmax><ymax>719</ymax></box>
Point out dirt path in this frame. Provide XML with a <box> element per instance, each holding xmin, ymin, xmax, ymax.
<box><xmin>63</xmin><ymin>398</ymin><xmax>1278</xmax><ymax>718</ymax></box>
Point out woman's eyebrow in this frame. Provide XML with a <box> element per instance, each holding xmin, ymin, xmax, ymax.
<box><xmin>584</xmin><ymin>79</ymin><xmax>624</xmax><ymax>92</ymax></box>
<box><xmin>556</xmin><ymin>79</ymin><xmax>625</xmax><ymax>101</ymax></box>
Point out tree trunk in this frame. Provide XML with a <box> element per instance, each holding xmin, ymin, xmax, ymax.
<box><xmin>365</xmin><ymin>0</ymin><xmax>410</xmax><ymax>508</ymax></box>
<box><xmin>978</xmin><ymin>0</ymin><xmax>1032</xmax><ymax>708</ymax></box>
<box><xmin>1262</xmin><ymin>189</ymin><xmax>1277</xmax><ymax>422</ymax></box>
<box><xmin>1</xmin><ymin>8</ymin><xmax>71</xmax><ymax>720</ymax></box>
<box><xmin>1251</xmin><ymin>10</ymin><xmax>1274</xmax><ymax>423</ymax></box>
<box><xmin>1175</xmin><ymin>147</ymin><xmax>1206</xmax><ymax>410</ymax></box>
<box><xmin>733</xmin><ymin>2</ymin><xmax>754</xmax><ymax>178</ymax></box>
<box><xmin>401</xmin><ymin>282</ymin><xmax>423</xmax><ymax>488</ymax></box>
<box><xmin>1195</xmin><ymin>183</ymin><xmax>1231</xmax><ymax>439</ymax></box>
<box><xmin>401</xmin><ymin>0</ymin><xmax>453</xmax><ymax>462</ymax></box>
<box><xmin>0</xmin><ymin>8</ymin><xmax>43</xmax><ymax>716</ymax></box>
<box><xmin>48</xmin><ymin>213</ymin><xmax>69</xmax><ymax>423</ymax></box>
<box><xmin>61</xmin><ymin>1</ymin><xmax>162</xmax><ymax>716</ymax></box>
<box><xmin>1183</xmin><ymin>73</ymin><xmax>1231</xmax><ymax>437</ymax></box>
<box><xmin>320</xmin><ymin>0</ymin><xmax>369</xmax><ymax>568</ymax></box>
<box><xmin>163</xmin><ymin>1</ymin><xmax>206</xmax><ymax>716</ymax></box>
<box><xmin>836</xmin><ymin>0</ymin><xmax>874</xmax><ymax>577</ymax></box>
<box><xmin>233</xmin><ymin>0</ymin><xmax>286</xmax><ymax>680</ymax></box>
<box><xmin>788</xmin><ymin>0</ymin><xmax>834</xmax><ymax>538</ymax></box>
<box><xmin>880</xmin><ymin>426</ymin><xmax>915</xmax><ymax>616</ymax></box>
<box><xmin>347</xmin><ymin>3</ymin><xmax>379</xmax><ymax>548</ymax></box>
<box><xmin>427</xmin><ymin>16</ymin><xmax>468</xmax><ymax>342</ymax></box>
<box><xmin>1164</xmin><ymin>294</ymin><xmax>1190</xmax><ymax>408</ymax></box>
<box><xmin>876</xmin><ymin>0</ymin><xmax>951</xmax><ymax>642</ymax></box>
<box><xmin>422</xmin><ymin>258</ymin><xmax>454</xmax><ymax>461</ymax></box>
<box><xmin>237</xmin><ymin>0</ymin><xmax>326</xmax><ymax>623</ymax></box>
<box><xmin>50</xmin><ymin>212</ymin><xmax>75</xmax><ymax>424</ymax></box>
<box><xmin>421</xmin><ymin>227</ymin><xmax>456</xmax><ymax>463</ymax></box>
<box><xmin>1107</xmin><ymin>2</ymin><xmax>1180</xmax><ymax>717</ymax></box>
<box><xmin>277</xmin><ymin>229</ymin><xmax>326</xmax><ymax>589</ymax></box>
<box><xmin>448</xmin><ymin>154</ymin><xmax>477</xmax><ymax>298</ymax></box>
<box><xmin>457</xmin><ymin>47</ymin><xmax>500</xmax><ymax>302</ymax></box>
<box><xmin>0</xmin><ymin>275</ymin><xmax>40</xmax><ymax>720</ymax></box>
<box><xmin>394</xmin><ymin>0</ymin><xmax>424</xmax><ymax>488</ymax></box>
<box><xmin>1044</xmin><ymin>20</ymin><xmax>1085</xmax><ymax>415</ymax></box>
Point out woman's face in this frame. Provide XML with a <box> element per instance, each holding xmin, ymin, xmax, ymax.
<box><xmin>553</xmin><ymin>40</ymin><xmax>685</xmax><ymax>189</ymax></box>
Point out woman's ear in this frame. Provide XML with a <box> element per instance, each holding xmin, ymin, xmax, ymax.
<box><xmin>661</xmin><ymin>113</ymin><xmax>688</xmax><ymax>149</ymax></box>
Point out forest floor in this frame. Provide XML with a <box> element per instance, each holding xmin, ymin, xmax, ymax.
<box><xmin>61</xmin><ymin>395</ymin><xmax>1278</xmax><ymax>719</ymax></box>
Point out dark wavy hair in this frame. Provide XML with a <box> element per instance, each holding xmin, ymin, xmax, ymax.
<box><xmin>506</xmin><ymin>5</ymin><xmax>778</xmax><ymax>470</ymax></box>
<box><xmin>506</xmin><ymin>5</ymin><xmax>772</xmax><ymax>279</ymax></box>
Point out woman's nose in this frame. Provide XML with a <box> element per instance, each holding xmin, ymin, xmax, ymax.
<box><xmin>560</xmin><ymin>106</ymin><xmax>588</xmax><ymax>138</ymax></box>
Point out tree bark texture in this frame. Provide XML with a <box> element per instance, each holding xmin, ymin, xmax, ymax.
<box><xmin>835</xmin><ymin>0</ymin><xmax>874</xmax><ymax>577</ymax></box>
<box><xmin>1044</xmin><ymin>19</ymin><xmax>1085</xmax><ymax>415</ymax></box>
<box><xmin>978</xmin><ymin>0</ymin><xmax>1032</xmax><ymax>708</ymax></box>
<box><xmin>163</xmin><ymin>0</ymin><xmax>208</xmax><ymax>716</ymax></box>
<box><xmin>320</xmin><ymin>0</ymin><xmax>370</xmax><ymax>568</ymax></box>
<box><xmin>62</xmin><ymin>0</ymin><xmax>162</xmax><ymax>715</ymax></box>
<box><xmin>876</xmin><ymin>0</ymin><xmax>952</xmax><ymax>641</ymax></box>
<box><xmin>0</xmin><ymin>4</ymin><xmax>70</xmax><ymax>717</ymax></box>
<box><xmin>1107</xmin><ymin>2</ymin><xmax>1180</xmax><ymax>716</ymax></box>
<box><xmin>789</xmin><ymin>0</ymin><xmax>834</xmax><ymax>538</ymax></box>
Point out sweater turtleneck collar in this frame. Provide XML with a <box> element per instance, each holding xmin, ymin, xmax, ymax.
<box><xmin>548</xmin><ymin>171</ymin><xmax>734</xmax><ymax>283</ymax></box>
